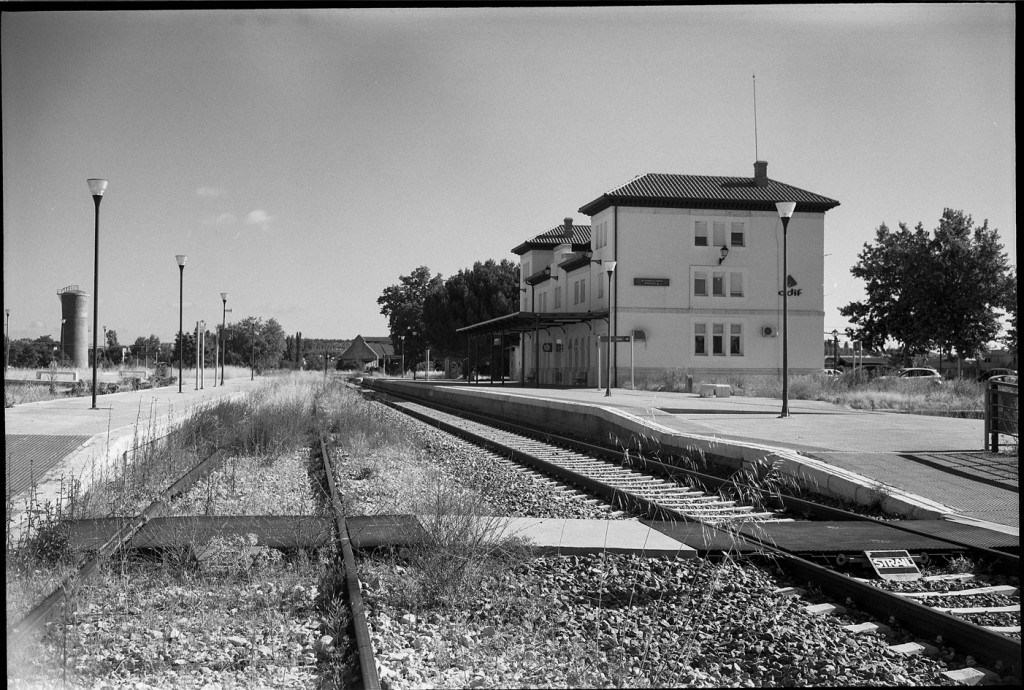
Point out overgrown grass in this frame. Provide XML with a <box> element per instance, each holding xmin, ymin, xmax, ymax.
<box><xmin>637</xmin><ymin>369</ymin><xmax>990</xmax><ymax>415</ymax></box>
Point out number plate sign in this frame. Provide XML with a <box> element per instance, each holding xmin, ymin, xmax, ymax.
<box><xmin>864</xmin><ymin>550</ymin><xmax>922</xmax><ymax>581</ymax></box>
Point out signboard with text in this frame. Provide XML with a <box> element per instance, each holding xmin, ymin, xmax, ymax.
<box><xmin>599</xmin><ymin>335</ymin><xmax>632</xmax><ymax>343</ymax></box>
<box><xmin>864</xmin><ymin>550</ymin><xmax>922</xmax><ymax>581</ymax></box>
<box><xmin>634</xmin><ymin>277</ymin><xmax>670</xmax><ymax>287</ymax></box>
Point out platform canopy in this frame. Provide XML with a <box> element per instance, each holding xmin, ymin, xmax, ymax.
<box><xmin>455</xmin><ymin>309</ymin><xmax>609</xmax><ymax>338</ymax></box>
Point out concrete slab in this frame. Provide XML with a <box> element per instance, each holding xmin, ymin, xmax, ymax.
<box><xmin>476</xmin><ymin>517</ymin><xmax>696</xmax><ymax>558</ymax></box>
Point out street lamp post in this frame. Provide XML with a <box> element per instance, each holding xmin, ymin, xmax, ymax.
<box><xmin>776</xmin><ymin>201</ymin><xmax>796</xmax><ymax>418</ymax></box>
<box><xmin>604</xmin><ymin>261</ymin><xmax>617</xmax><ymax>397</ymax></box>
<box><xmin>220</xmin><ymin>293</ymin><xmax>230</xmax><ymax>385</ymax></box>
<box><xmin>832</xmin><ymin>329</ymin><xmax>840</xmax><ymax>370</ymax></box>
<box><xmin>4</xmin><ymin>308</ymin><xmax>10</xmax><ymax>372</ymax></box>
<box><xmin>87</xmin><ymin>178</ymin><xmax>108</xmax><ymax>409</ymax></box>
<box><xmin>176</xmin><ymin>255</ymin><xmax>188</xmax><ymax>393</ymax></box>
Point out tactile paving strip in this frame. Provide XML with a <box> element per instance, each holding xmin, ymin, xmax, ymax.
<box><xmin>5</xmin><ymin>434</ymin><xmax>92</xmax><ymax>495</ymax></box>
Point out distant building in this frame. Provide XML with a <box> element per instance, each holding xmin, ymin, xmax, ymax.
<box><xmin>458</xmin><ymin>161</ymin><xmax>840</xmax><ymax>387</ymax></box>
<box><xmin>338</xmin><ymin>336</ymin><xmax>395</xmax><ymax>371</ymax></box>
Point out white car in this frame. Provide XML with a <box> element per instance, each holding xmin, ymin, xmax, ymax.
<box><xmin>821</xmin><ymin>368</ymin><xmax>842</xmax><ymax>378</ymax></box>
<box><xmin>882</xmin><ymin>367</ymin><xmax>944</xmax><ymax>384</ymax></box>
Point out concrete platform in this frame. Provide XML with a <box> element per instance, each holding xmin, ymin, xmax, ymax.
<box><xmin>5</xmin><ymin>376</ymin><xmax>260</xmax><ymax>542</ymax></box>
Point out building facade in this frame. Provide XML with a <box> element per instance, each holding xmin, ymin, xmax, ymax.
<box><xmin>492</xmin><ymin>162</ymin><xmax>840</xmax><ymax>387</ymax></box>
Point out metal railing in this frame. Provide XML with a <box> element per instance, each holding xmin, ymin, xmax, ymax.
<box><xmin>984</xmin><ymin>378</ymin><xmax>1018</xmax><ymax>452</ymax></box>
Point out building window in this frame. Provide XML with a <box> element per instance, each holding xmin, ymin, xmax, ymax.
<box><xmin>712</xmin><ymin>324</ymin><xmax>724</xmax><ymax>355</ymax></box>
<box><xmin>573</xmin><ymin>281</ymin><xmax>580</xmax><ymax>305</ymax></box>
<box><xmin>712</xmin><ymin>272</ymin><xmax>725</xmax><ymax>297</ymax></box>
<box><xmin>730</xmin><ymin>324</ymin><xmax>743</xmax><ymax>355</ymax></box>
<box><xmin>695</xmin><ymin>324</ymin><xmax>707</xmax><ymax>355</ymax></box>
<box><xmin>731</xmin><ymin>222</ymin><xmax>745</xmax><ymax>247</ymax></box>
<box><xmin>713</xmin><ymin>222</ymin><xmax>726</xmax><ymax>247</ymax></box>
<box><xmin>523</xmin><ymin>261</ymin><xmax>531</xmax><ymax>278</ymax></box>
<box><xmin>554</xmin><ymin>286</ymin><xmax>562</xmax><ymax>309</ymax></box>
<box><xmin>598</xmin><ymin>275</ymin><xmax>604</xmax><ymax>299</ymax></box>
<box><xmin>694</xmin><ymin>271</ymin><xmax>708</xmax><ymax>297</ymax></box>
<box><xmin>539</xmin><ymin>293</ymin><xmax>547</xmax><ymax>311</ymax></box>
<box><xmin>694</xmin><ymin>221</ymin><xmax>708</xmax><ymax>246</ymax></box>
<box><xmin>580</xmin><ymin>278</ymin><xmax>586</xmax><ymax>303</ymax></box>
<box><xmin>730</xmin><ymin>272</ymin><xmax>743</xmax><ymax>297</ymax></box>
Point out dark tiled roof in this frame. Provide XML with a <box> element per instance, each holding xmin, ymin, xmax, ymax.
<box><xmin>511</xmin><ymin>223</ymin><xmax>592</xmax><ymax>255</ymax></box>
<box><xmin>578</xmin><ymin>173</ymin><xmax>840</xmax><ymax>216</ymax></box>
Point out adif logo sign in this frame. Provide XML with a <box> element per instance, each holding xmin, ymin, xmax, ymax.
<box><xmin>778</xmin><ymin>275</ymin><xmax>802</xmax><ymax>297</ymax></box>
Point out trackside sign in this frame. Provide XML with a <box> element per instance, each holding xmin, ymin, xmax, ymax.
<box><xmin>864</xmin><ymin>550</ymin><xmax>922</xmax><ymax>581</ymax></box>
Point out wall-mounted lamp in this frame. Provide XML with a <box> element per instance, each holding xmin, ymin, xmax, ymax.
<box><xmin>718</xmin><ymin>246</ymin><xmax>730</xmax><ymax>265</ymax></box>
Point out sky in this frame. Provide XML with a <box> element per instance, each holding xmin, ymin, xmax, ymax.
<box><xmin>2</xmin><ymin>5</ymin><xmax>1015</xmax><ymax>347</ymax></box>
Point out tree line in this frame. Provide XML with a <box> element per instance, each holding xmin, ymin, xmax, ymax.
<box><xmin>4</xmin><ymin>317</ymin><xmax>350</xmax><ymax>372</ymax></box>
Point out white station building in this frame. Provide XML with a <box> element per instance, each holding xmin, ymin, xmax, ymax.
<box><xmin>458</xmin><ymin>161</ymin><xmax>840</xmax><ymax>387</ymax></box>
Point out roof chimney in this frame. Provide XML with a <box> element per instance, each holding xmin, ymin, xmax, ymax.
<box><xmin>563</xmin><ymin>217</ymin><xmax>574</xmax><ymax>239</ymax></box>
<box><xmin>753</xmin><ymin>160</ymin><xmax>769</xmax><ymax>187</ymax></box>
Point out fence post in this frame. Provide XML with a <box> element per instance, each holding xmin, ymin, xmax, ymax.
<box><xmin>984</xmin><ymin>383</ymin><xmax>992</xmax><ymax>452</ymax></box>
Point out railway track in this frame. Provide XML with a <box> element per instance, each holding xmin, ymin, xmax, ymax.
<box><xmin>9</xmin><ymin>426</ymin><xmax>382</xmax><ymax>690</ymax></box>
<box><xmin>365</xmin><ymin>384</ymin><xmax>1021</xmax><ymax>676</ymax></box>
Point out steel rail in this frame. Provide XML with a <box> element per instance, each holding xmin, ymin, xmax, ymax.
<box><xmin>317</xmin><ymin>429</ymin><xmax>381</xmax><ymax>690</ymax></box>
<box><xmin>9</xmin><ymin>448</ymin><xmax>226</xmax><ymax>640</ymax></box>
<box><xmin>365</xmin><ymin>383</ymin><xmax>1018</xmax><ymax>565</ymax></box>
<box><xmin>369</xmin><ymin>385</ymin><xmax>1021</xmax><ymax>675</ymax></box>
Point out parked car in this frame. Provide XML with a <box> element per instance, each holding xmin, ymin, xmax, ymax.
<box><xmin>978</xmin><ymin>368</ymin><xmax>1017</xmax><ymax>383</ymax></box>
<box><xmin>881</xmin><ymin>367</ymin><xmax>944</xmax><ymax>384</ymax></box>
<box><xmin>820</xmin><ymin>368</ymin><xmax>842</xmax><ymax>378</ymax></box>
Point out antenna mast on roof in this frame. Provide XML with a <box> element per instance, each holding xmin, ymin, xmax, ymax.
<box><xmin>752</xmin><ymin>74</ymin><xmax>759</xmax><ymax>160</ymax></box>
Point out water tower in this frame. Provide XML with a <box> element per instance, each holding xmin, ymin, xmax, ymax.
<box><xmin>58</xmin><ymin>285</ymin><xmax>89</xmax><ymax>368</ymax></box>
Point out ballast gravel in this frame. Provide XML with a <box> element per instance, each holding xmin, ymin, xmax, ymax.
<box><xmin>362</xmin><ymin>553</ymin><xmax>972</xmax><ymax>688</ymax></box>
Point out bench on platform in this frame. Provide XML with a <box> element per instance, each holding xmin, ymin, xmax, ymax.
<box><xmin>699</xmin><ymin>383</ymin><xmax>732</xmax><ymax>398</ymax></box>
<box><xmin>36</xmin><ymin>370</ymin><xmax>79</xmax><ymax>382</ymax></box>
<box><xmin>573</xmin><ymin>371</ymin><xmax>588</xmax><ymax>386</ymax></box>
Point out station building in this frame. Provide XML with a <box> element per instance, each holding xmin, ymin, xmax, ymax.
<box><xmin>458</xmin><ymin>161</ymin><xmax>840</xmax><ymax>387</ymax></box>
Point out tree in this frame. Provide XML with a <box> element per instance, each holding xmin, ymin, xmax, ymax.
<box><xmin>1001</xmin><ymin>268</ymin><xmax>1017</xmax><ymax>364</ymax></box>
<box><xmin>839</xmin><ymin>221</ymin><xmax>934</xmax><ymax>362</ymax></box>
<box><xmin>927</xmin><ymin>209</ymin><xmax>1012</xmax><ymax>363</ymax></box>
<box><xmin>223</xmin><ymin>317</ymin><xmax>287</xmax><ymax>371</ymax></box>
<box><xmin>423</xmin><ymin>259</ymin><xmax>520</xmax><ymax>357</ymax></box>
<box><xmin>378</xmin><ymin>266</ymin><xmax>443</xmax><ymax>375</ymax></box>
<box><xmin>841</xmin><ymin>209</ymin><xmax>1014</xmax><ymax>366</ymax></box>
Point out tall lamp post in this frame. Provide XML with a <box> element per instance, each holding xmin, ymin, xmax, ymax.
<box><xmin>831</xmin><ymin>329</ymin><xmax>840</xmax><ymax>370</ymax></box>
<box><xmin>4</xmin><ymin>308</ymin><xmax>10</xmax><ymax>372</ymax></box>
<box><xmin>176</xmin><ymin>255</ymin><xmax>188</xmax><ymax>393</ymax></box>
<box><xmin>776</xmin><ymin>201</ymin><xmax>796</xmax><ymax>418</ymax></box>
<box><xmin>220</xmin><ymin>293</ymin><xmax>230</xmax><ymax>385</ymax></box>
<box><xmin>87</xmin><ymin>178</ymin><xmax>108</xmax><ymax>409</ymax></box>
<box><xmin>604</xmin><ymin>260</ymin><xmax>617</xmax><ymax>397</ymax></box>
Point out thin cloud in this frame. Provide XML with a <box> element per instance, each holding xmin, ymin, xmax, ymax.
<box><xmin>196</xmin><ymin>186</ymin><xmax>225</xmax><ymax>198</ymax></box>
<box><xmin>204</xmin><ymin>212</ymin><xmax>237</xmax><ymax>226</ymax></box>
<box><xmin>245</xmin><ymin>209</ymin><xmax>275</xmax><ymax>227</ymax></box>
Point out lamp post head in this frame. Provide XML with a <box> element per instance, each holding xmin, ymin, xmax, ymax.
<box><xmin>775</xmin><ymin>201</ymin><xmax>796</xmax><ymax>219</ymax></box>
<box><xmin>87</xmin><ymin>179</ymin><xmax>108</xmax><ymax>197</ymax></box>
<box><xmin>606</xmin><ymin>260</ymin><xmax>617</xmax><ymax>274</ymax></box>
<box><xmin>176</xmin><ymin>254</ymin><xmax>188</xmax><ymax>268</ymax></box>
<box><xmin>719</xmin><ymin>246</ymin><xmax>730</xmax><ymax>264</ymax></box>
<box><xmin>221</xmin><ymin>292</ymin><xmax>228</xmax><ymax>302</ymax></box>
<box><xmin>832</xmin><ymin>329</ymin><xmax>839</xmax><ymax>337</ymax></box>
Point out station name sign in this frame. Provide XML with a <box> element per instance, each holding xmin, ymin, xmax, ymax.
<box><xmin>599</xmin><ymin>335</ymin><xmax>632</xmax><ymax>343</ymax></box>
<box><xmin>634</xmin><ymin>277</ymin><xmax>669</xmax><ymax>287</ymax></box>
<box><xmin>864</xmin><ymin>549</ymin><xmax>922</xmax><ymax>581</ymax></box>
